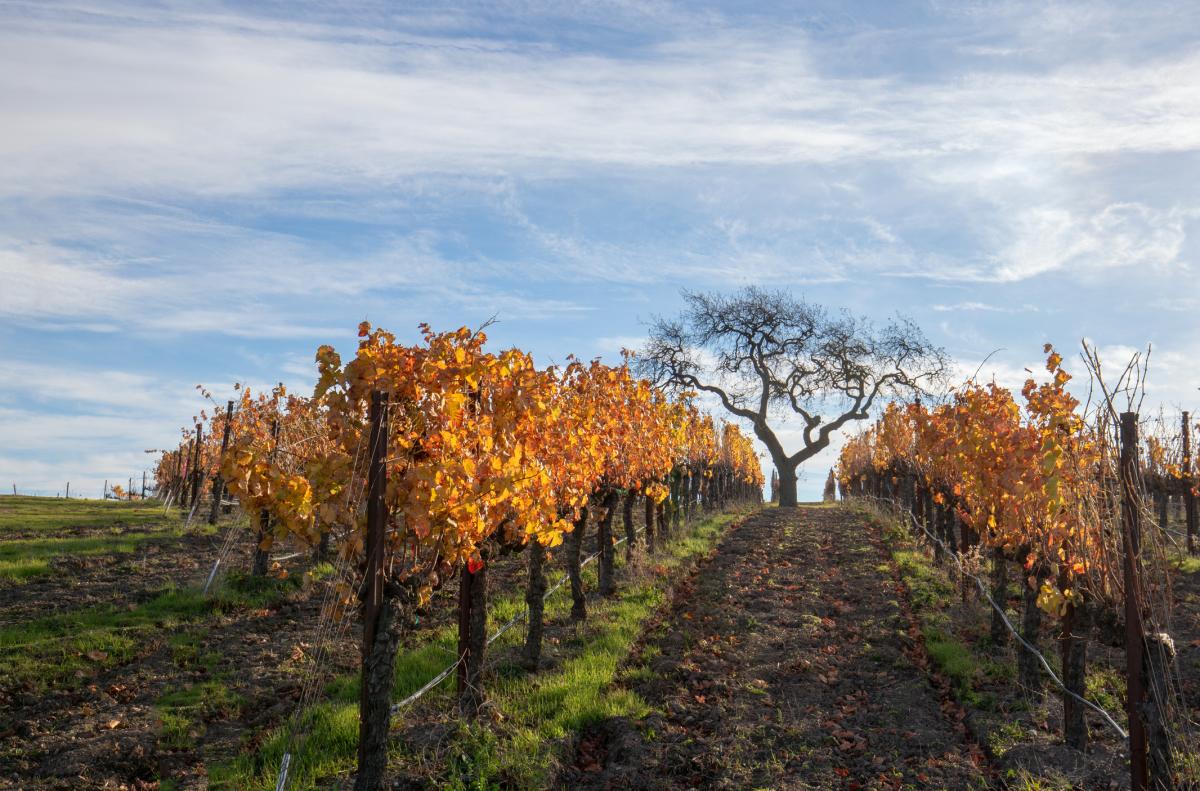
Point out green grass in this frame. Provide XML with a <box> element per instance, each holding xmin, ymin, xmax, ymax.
<box><xmin>1170</xmin><ymin>548</ymin><xmax>1200</xmax><ymax>575</ymax></box>
<box><xmin>0</xmin><ymin>530</ymin><xmax>199</xmax><ymax>582</ymax></box>
<box><xmin>0</xmin><ymin>570</ymin><xmax>316</xmax><ymax>692</ymax></box>
<box><xmin>1001</xmin><ymin>766</ymin><xmax>1073</xmax><ymax>789</ymax></box>
<box><xmin>0</xmin><ymin>494</ymin><xmax>196</xmax><ymax>582</ymax></box>
<box><xmin>887</xmin><ymin>534</ymin><xmax>982</xmax><ymax>705</ymax></box>
<box><xmin>211</xmin><ymin>509</ymin><xmax>749</xmax><ymax>791</ymax></box>
<box><xmin>156</xmin><ymin>679</ymin><xmax>246</xmax><ymax>750</ymax></box>
<box><xmin>0</xmin><ymin>494</ymin><xmax>179</xmax><ymax>533</ymax></box>
<box><xmin>1084</xmin><ymin>664</ymin><xmax>1125</xmax><ymax>717</ymax></box>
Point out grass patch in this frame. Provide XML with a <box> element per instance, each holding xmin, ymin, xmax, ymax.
<box><xmin>0</xmin><ymin>495</ymin><xmax>207</xmax><ymax>583</ymax></box>
<box><xmin>1170</xmin><ymin>548</ymin><xmax>1200</xmax><ymax>575</ymax></box>
<box><xmin>211</xmin><ymin>509</ymin><xmax>750</xmax><ymax>790</ymax></box>
<box><xmin>0</xmin><ymin>530</ymin><xmax>199</xmax><ymax>582</ymax></box>
<box><xmin>0</xmin><ymin>495</ymin><xmax>179</xmax><ymax>533</ymax></box>
<box><xmin>156</xmin><ymin>679</ymin><xmax>246</xmax><ymax>750</ymax></box>
<box><xmin>0</xmin><ymin>572</ymin><xmax>315</xmax><ymax>692</ymax></box>
<box><xmin>879</xmin><ymin>519</ymin><xmax>982</xmax><ymax>706</ymax></box>
<box><xmin>1001</xmin><ymin>766</ymin><xmax>1073</xmax><ymax>789</ymax></box>
<box><xmin>1085</xmin><ymin>665</ymin><xmax>1126</xmax><ymax>717</ymax></box>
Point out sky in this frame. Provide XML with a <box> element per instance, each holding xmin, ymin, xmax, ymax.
<box><xmin>1</xmin><ymin>0</ymin><xmax>1198</xmax><ymax>500</ymax></box>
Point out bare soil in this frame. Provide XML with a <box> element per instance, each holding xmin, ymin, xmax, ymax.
<box><xmin>562</xmin><ymin>505</ymin><xmax>993</xmax><ymax>790</ymax></box>
<box><xmin>0</xmin><ymin>516</ymin><xmax>532</xmax><ymax>791</ymax></box>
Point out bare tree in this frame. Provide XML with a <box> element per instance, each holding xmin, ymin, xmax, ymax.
<box><xmin>639</xmin><ymin>287</ymin><xmax>948</xmax><ymax>507</ymax></box>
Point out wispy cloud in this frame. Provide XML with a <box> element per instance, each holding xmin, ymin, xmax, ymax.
<box><xmin>2</xmin><ymin>0</ymin><xmax>1198</xmax><ymax>501</ymax></box>
<box><xmin>932</xmin><ymin>302</ymin><xmax>1040</xmax><ymax>313</ymax></box>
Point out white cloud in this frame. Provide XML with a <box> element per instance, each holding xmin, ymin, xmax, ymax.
<box><xmin>992</xmin><ymin>203</ymin><xmax>1191</xmax><ymax>282</ymax></box>
<box><xmin>932</xmin><ymin>302</ymin><xmax>1040</xmax><ymax>313</ymax></box>
<box><xmin>2</xmin><ymin>4</ymin><xmax>1198</xmax><ymax>207</ymax></box>
<box><xmin>593</xmin><ymin>335</ymin><xmax>647</xmax><ymax>357</ymax></box>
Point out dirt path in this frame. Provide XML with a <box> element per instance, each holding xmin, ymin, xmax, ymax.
<box><xmin>566</xmin><ymin>505</ymin><xmax>992</xmax><ymax>791</ymax></box>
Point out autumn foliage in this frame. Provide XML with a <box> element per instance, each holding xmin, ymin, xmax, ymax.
<box><xmin>156</xmin><ymin>323</ymin><xmax>764</xmax><ymax>605</ymax></box>
<box><xmin>837</xmin><ymin>345</ymin><xmax>1113</xmax><ymax>616</ymax></box>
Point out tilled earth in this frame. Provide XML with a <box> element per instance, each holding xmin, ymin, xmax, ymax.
<box><xmin>0</xmin><ymin>516</ymin><xmax>542</xmax><ymax>790</ymax></box>
<box><xmin>564</xmin><ymin>505</ymin><xmax>992</xmax><ymax>791</ymax></box>
<box><xmin>0</xmin><ymin>529</ymin><xmax>225</xmax><ymax>627</ymax></box>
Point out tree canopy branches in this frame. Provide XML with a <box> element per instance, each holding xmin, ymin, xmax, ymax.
<box><xmin>639</xmin><ymin>287</ymin><xmax>948</xmax><ymax>506</ymax></box>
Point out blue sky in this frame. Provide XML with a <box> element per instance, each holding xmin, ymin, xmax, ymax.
<box><xmin>1</xmin><ymin>0</ymin><xmax>1197</xmax><ymax>499</ymax></box>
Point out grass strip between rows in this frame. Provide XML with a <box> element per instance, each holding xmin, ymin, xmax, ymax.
<box><xmin>0</xmin><ymin>567</ymin><xmax>325</xmax><ymax>692</ymax></box>
<box><xmin>0</xmin><ymin>495</ymin><xmax>179</xmax><ymax>533</ymax></box>
<box><xmin>212</xmin><ymin>508</ymin><xmax>751</xmax><ymax>790</ymax></box>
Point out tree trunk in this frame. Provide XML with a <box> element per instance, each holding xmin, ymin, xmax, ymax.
<box><xmin>314</xmin><ymin>530</ymin><xmax>331</xmax><ymax>564</ymax></box>
<box><xmin>1018</xmin><ymin>569</ymin><xmax>1045</xmax><ymax>696</ymax></box>
<box><xmin>931</xmin><ymin>497</ymin><xmax>944</xmax><ymax>563</ymax></box>
<box><xmin>522</xmin><ymin>543</ymin><xmax>547</xmax><ymax>671</ymax></box>
<box><xmin>623</xmin><ymin>490</ymin><xmax>637</xmax><ymax>564</ymax></box>
<box><xmin>354</xmin><ymin>586</ymin><xmax>414</xmax><ymax>791</ymax></box>
<box><xmin>207</xmin><ymin>475</ymin><xmax>224</xmax><ymax>525</ymax></box>
<box><xmin>457</xmin><ymin>551</ymin><xmax>488</xmax><ymax>716</ymax></box>
<box><xmin>1143</xmin><ymin>632</ymin><xmax>1177</xmax><ymax>789</ymax></box>
<box><xmin>1061</xmin><ymin>598</ymin><xmax>1088</xmax><ymax>750</ymax></box>
<box><xmin>990</xmin><ymin>549</ymin><xmax>1008</xmax><ymax>646</ymax></box>
<box><xmin>776</xmin><ymin>460</ymin><xmax>799</xmax><ymax>508</ymax></box>
<box><xmin>568</xmin><ymin>507</ymin><xmax>588</xmax><ymax>621</ymax></box>
<box><xmin>671</xmin><ymin>470</ymin><xmax>683</xmax><ymax>532</ymax></box>
<box><xmin>597</xmin><ymin>488</ymin><xmax>619</xmax><ymax>597</ymax></box>
<box><xmin>943</xmin><ymin>504</ymin><xmax>958</xmax><ymax>554</ymax></box>
<box><xmin>251</xmin><ymin>510</ymin><xmax>270</xmax><ymax>577</ymax></box>
<box><xmin>644</xmin><ymin>494</ymin><xmax>656</xmax><ymax>554</ymax></box>
<box><xmin>959</xmin><ymin>514</ymin><xmax>971</xmax><ymax>604</ymax></box>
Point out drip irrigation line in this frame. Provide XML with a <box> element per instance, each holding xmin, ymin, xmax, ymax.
<box><xmin>858</xmin><ymin>494</ymin><xmax>1129</xmax><ymax>739</ymax></box>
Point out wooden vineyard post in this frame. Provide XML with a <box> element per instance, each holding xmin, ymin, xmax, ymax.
<box><xmin>188</xmin><ymin>426</ymin><xmax>203</xmax><ymax>511</ymax></box>
<box><xmin>1120</xmin><ymin>412</ymin><xmax>1148</xmax><ymax>791</ymax></box>
<box><xmin>358</xmin><ymin>391</ymin><xmax>389</xmax><ymax>787</ymax></box>
<box><xmin>128</xmin><ymin>477</ymin><xmax>133</xmax><ymax>501</ymax></box>
<box><xmin>171</xmin><ymin>445</ymin><xmax>182</xmax><ymax>506</ymax></box>
<box><xmin>1184</xmin><ymin>412</ymin><xmax>1196</xmax><ymax>555</ymax></box>
<box><xmin>65</xmin><ymin>482</ymin><xmax>69</xmax><ymax>499</ymax></box>
<box><xmin>141</xmin><ymin>471</ymin><xmax>147</xmax><ymax>499</ymax></box>
<box><xmin>208</xmin><ymin>400</ymin><xmax>234</xmax><ymax>525</ymax></box>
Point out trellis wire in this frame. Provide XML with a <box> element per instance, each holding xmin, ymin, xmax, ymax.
<box><xmin>388</xmin><ymin>521</ymin><xmax>648</xmax><ymax>716</ymax></box>
<box><xmin>859</xmin><ymin>493</ymin><xmax>1129</xmax><ymax>739</ymax></box>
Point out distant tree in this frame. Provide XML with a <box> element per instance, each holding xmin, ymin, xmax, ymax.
<box><xmin>823</xmin><ymin>469</ymin><xmax>837</xmax><ymax>502</ymax></box>
<box><xmin>639</xmin><ymin>287</ymin><xmax>948</xmax><ymax>507</ymax></box>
